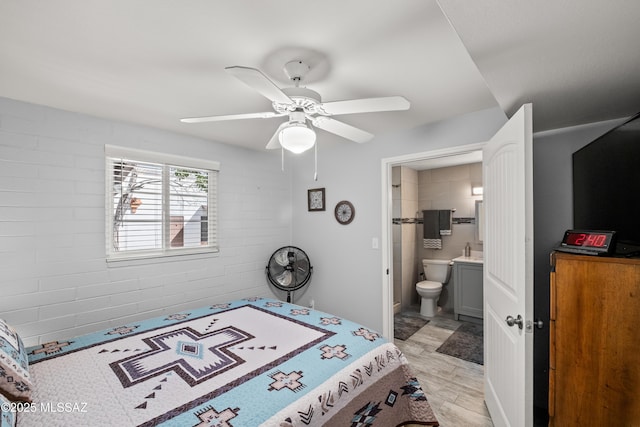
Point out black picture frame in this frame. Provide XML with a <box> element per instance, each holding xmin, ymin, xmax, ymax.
<box><xmin>307</xmin><ymin>188</ymin><xmax>326</xmax><ymax>211</ymax></box>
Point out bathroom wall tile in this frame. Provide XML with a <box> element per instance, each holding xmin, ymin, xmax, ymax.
<box><xmin>470</xmin><ymin>163</ymin><xmax>482</xmax><ymax>184</ymax></box>
<box><xmin>450</xmin><ymin>180</ymin><xmax>472</xmax><ymax>201</ymax></box>
<box><xmin>421</xmin><ymin>181</ymin><xmax>451</xmax><ymax>202</ymax></box>
<box><xmin>392</xmin><ymin>166</ymin><xmax>401</xmax><ymax>185</ymax></box>
<box><xmin>401</xmin><ymin>165</ymin><xmax>418</xmax><ymax>185</ymax></box>
<box><xmin>418</xmin><ymin>169</ymin><xmax>433</xmax><ymax>186</ymax></box>
<box><xmin>431</xmin><ymin>164</ymin><xmax>469</xmax><ymax>182</ymax></box>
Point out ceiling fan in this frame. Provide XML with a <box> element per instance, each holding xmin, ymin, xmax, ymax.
<box><xmin>180</xmin><ymin>60</ymin><xmax>410</xmax><ymax>154</ymax></box>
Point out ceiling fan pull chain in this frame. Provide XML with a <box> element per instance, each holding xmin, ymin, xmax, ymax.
<box><xmin>281</xmin><ymin>146</ymin><xmax>285</xmax><ymax>172</ymax></box>
<box><xmin>314</xmin><ymin>140</ymin><xmax>318</xmax><ymax>181</ymax></box>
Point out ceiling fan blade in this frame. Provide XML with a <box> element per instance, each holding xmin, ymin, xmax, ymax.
<box><xmin>225</xmin><ymin>66</ymin><xmax>293</xmax><ymax>105</ymax></box>
<box><xmin>180</xmin><ymin>111</ymin><xmax>284</xmax><ymax>123</ymax></box>
<box><xmin>312</xmin><ymin>117</ymin><xmax>374</xmax><ymax>143</ymax></box>
<box><xmin>318</xmin><ymin>96</ymin><xmax>410</xmax><ymax>116</ymax></box>
<box><xmin>265</xmin><ymin>122</ymin><xmax>287</xmax><ymax>149</ymax></box>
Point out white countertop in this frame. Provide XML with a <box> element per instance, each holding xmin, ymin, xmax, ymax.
<box><xmin>452</xmin><ymin>253</ymin><xmax>484</xmax><ymax>264</ymax></box>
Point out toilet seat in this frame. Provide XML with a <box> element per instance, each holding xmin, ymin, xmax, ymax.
<box><xmin>416</xmin><ymin>280</ymin><xmax>442</xmax><ymax>291</ymax></box>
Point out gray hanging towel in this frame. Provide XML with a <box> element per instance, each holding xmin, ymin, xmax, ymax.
<box><xmin>423</xmin><ymin>210</ymin><xmax>442</xmax><ymax>249</ymax></box>
<box><xmin>439</xmin><ymin>209</ymin><xmax>452</xmax><ymax>235</ymax></box>
<box><xmin>423</xmin><ymin>210</ymin><xmax>439</xmax><ymax>239</ymax></box>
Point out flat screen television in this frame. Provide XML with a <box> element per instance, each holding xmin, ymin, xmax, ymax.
<box><xmin>573</xmin><ymin>112</ymin><xmax>640</xmax><ymax>255</ymax></box>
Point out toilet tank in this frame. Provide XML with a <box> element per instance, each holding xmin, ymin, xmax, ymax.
<box><xmin>422</xmin><ymin>259</ymin><xmax>452</xmax><ymax>283</ymax></box>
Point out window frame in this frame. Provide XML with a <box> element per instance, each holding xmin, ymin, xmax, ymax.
<box><xmin>105</xmin><ymin>145</ymin><xmax>219</xmax><ymax>262</ymax></box>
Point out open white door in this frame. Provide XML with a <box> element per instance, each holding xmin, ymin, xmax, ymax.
<box><xmin>483</xmin><ymin>104</ymin><xmax>533</xmax><ymax>426</ymax></box>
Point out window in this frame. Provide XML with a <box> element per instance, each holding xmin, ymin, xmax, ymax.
<box><xmin>105</xmin><ymin>145</ymin><xmax>219</xmax><ymax>260</ymax></box>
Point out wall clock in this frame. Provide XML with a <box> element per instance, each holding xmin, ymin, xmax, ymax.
<box><xmin>307</xmin><ymin>188</ymin><xmax>325</xmax><ymax>211</ymax></box>
<box><xmin>334</xmin><ymin>200</ymin><xmax>355</xmax><ymax>225</ymax></box>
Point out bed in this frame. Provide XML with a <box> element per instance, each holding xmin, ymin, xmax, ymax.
<box><xmin>1</xmin><ymin>297</ymin><xmax>438</xmax><ymax>426</ymax></box>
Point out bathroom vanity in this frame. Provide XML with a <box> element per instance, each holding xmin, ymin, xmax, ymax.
<box><xmin>452</xmin><ymin>255</ymin><xmax>484</xmax><ymax>320</ymax></box>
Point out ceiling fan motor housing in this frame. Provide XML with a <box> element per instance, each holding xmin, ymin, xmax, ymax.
<box><xmin>273</xmin><ymin>87</ymin><xmax>322</xmax><ymax>115</ymax></box>
<box><xmin>288</xmin><ymin>110</ymin><xmax>306</xmax><ymax>124</ymax></box>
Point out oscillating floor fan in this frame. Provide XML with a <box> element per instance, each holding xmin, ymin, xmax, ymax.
<box><xmin>266</xmin><ymin>246</ymin><xmax>312</xmax><ymax>303</ymax></box>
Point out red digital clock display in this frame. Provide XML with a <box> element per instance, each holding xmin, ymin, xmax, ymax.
<box><xmin>559</xmin><ymin>230</ymin><xmax>616</xmax><ymax>255</ymax></box>
<box><xmin>565</xmin><ymin>232</ymin><xmax>609</xmax><ymax>248</ymax></box>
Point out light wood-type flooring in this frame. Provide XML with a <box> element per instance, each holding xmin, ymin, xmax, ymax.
<box><xmin>394</xmin><ymin>309</ymin><xmax>494</xmax><ymax>426</ymax></box>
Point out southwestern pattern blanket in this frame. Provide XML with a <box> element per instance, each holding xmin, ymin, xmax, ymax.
<box><xmin>20</xmin><ymin>298</ymin><xmax>438</xmax><ymax>426</ymax></box>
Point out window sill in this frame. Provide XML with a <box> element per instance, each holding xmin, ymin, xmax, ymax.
<box><xmin>106</xmin><ymin>248</ymin><xmax>219</xmax><ymax>267</ymax></box>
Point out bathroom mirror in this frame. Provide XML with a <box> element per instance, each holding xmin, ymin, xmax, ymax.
<box><xmin>475</xmin><ymin>200</ymin><xmax>484</xmax><ymax>244</ymax></box>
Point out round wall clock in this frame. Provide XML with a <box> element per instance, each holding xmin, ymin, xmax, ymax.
<box><xmin>334</xmin><ymin>200</ymin><xmax>355</xmax><ymax>225</ymax></box>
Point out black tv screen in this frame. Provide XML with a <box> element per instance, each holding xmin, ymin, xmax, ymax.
<box><xmin>573</xmin><ymin>112</ymin><xmax>640</xmax><ymax>254</ymax></box>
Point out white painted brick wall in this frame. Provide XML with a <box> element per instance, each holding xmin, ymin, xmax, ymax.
<box><xmin>0</xmin><ymin>97</ymin><xmax>292</xmax><ymax>346</ymax></box>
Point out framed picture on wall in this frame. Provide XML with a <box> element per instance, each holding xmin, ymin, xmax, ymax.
<box><xmin>307</xmin><ymin>188</ymin><xmax>326</xmax><ymax>211</ymax></box>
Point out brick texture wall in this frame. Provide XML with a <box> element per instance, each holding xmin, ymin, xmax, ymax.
<box><xmin>0</xmin><ymin>97</ymin><xmax>292</xmax><ymax>345</ymax></box>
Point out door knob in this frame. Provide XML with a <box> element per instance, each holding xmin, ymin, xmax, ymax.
<box><xmin>506</xmin><ymin>314</ymin><xmax>524</xmax><ymax>329</ymax></box>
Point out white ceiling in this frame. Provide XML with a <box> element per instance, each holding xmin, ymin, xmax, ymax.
<box><xmin>438</xmin><ymin>0</ymin><xmax>640</xmax><ymax>131</ymax></box>
<box><xmin>1</xmin><ymin>1</ymin><xmax>638</xmax><ymax>152</ymax></box>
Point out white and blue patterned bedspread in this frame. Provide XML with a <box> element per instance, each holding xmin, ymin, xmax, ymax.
<box><xmin>20</xmin><ymin>298</ymin><xmax>438</xmax><ymax>426</ymax></box>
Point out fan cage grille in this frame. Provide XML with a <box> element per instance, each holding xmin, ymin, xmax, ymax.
<box><xmin>266</xmin><ymin>246</ymin><xmax>312</xmax><ymax>295</ymax></box>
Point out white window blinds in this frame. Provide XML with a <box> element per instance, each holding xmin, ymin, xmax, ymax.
<box><xmin>106</xmin><ymin>145</ymin><xmax>219</xmax><ymax>260</ymax></box>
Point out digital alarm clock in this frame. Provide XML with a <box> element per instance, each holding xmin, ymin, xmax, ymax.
<box><xmin>557</xmin><ymin>230</ymin><xmax>617</xmax><ymax>256</ymax></box>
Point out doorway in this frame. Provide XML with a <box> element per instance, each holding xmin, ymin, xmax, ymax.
<box><xmin>381</xmin><ymin>142</ymin><xmax>494</xmax><ymax>425</ymax></box>
<box><xmin>381</xmin><ymin>142</ymin><xmax>485</xmax><ymax>339</ymax></box>
<box><xmin>382</xmin><ymin>104</ymin><xmax>533</xmax><ymax>426</ymax></box>
<box><xmin>391</xmin><ymin>158</ymin><xmax>483</xmax><ymax>317</ymax></box>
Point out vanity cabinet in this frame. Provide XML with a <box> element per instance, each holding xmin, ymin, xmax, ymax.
<box><xmin>549</xmin><ymin>252</ymin><xmax>640</xmax><ymax>425</ymax></box>
<box><xmin>453</xmin><ymin>260</ymin><xmax>483</xmax><ymax>320</ymax></box>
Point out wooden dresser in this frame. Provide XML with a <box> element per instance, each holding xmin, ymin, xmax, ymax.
<box><xmin>549</xmin><ymin>252</ymin><xmax>640</xmax><ymax>426</ymax></box>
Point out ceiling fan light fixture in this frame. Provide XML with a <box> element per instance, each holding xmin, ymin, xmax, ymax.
<box><xmin>278</xmin><ymin>122</ymin><xmax>316</xmax><ymax>154</ymax></box>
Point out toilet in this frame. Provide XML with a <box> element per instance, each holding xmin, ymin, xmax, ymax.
<box><xmin>416</xmin><ymin>259</ymin><xmax>453</xmax><ymax>317</ymax></box>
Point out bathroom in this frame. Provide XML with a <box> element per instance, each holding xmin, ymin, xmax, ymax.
<box><xmin>392</xmin><ymin>160</ymin><xmax>483</xmax><ymax>319</ymax></box>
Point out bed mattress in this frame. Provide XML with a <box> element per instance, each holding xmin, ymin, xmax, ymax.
<box><xmin>18</xmin><ymin>297</ymin><xmax>438</xmax><ymax>426</ymax></box>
